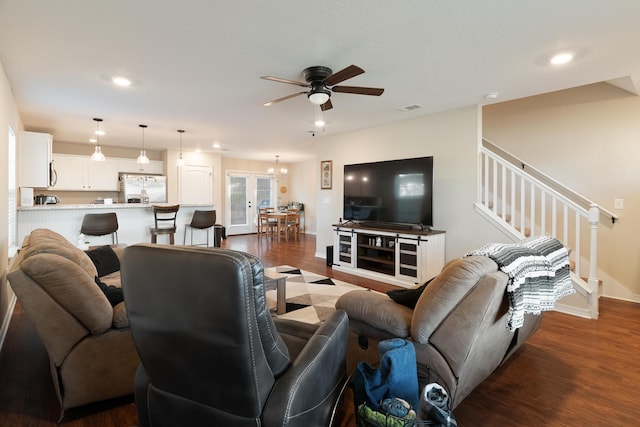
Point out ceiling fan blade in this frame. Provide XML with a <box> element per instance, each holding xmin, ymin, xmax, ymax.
<box><xmin>323</xmin><ymin>65</ymin><xmax>364</xmax><ymax>86</ymax></box>
<box><xmin>332</xmin><ymin>85</ymin><xmax>384</xmax><ymax>96</ymax></box>
<box><xmin>263</xmin><ymin>91</ymin><xmax>306</xmax><ymax>107</ymax></box>
<box><xmin>320</xmin><ymin>99</ymin><xmax>333</xmax><ymax>111</ymax></box>
<box><xmin>260</xmin><ymin>76</ymin><xmax>309</xmax><ymax>88</ymax></box>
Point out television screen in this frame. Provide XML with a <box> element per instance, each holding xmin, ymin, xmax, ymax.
<box><xmin>343</xmin><ymin>156</ymin><xmax>433</xmax><ymax>228</ymax></box>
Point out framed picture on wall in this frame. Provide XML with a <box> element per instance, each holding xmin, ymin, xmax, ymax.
<box><xmin>320</xmin><ymin>160</ymin><xmax>332</xmax><ymax>189</ymax></box>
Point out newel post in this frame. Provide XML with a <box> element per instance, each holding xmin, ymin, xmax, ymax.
<box><xmin>588</xmin><ymin>204</ymin><xmax>600</xmax><ymax>319</ymax></box>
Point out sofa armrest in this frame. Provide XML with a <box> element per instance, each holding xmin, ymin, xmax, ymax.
<box><xmin>336</xmin><ymin>290</ymin><xmax>413</xmax><ymax>338</ymax></box>
<box><xmin>262</xmin><ymin>310</ymin><xmax>349</xmax><ymax>426</ymax></box>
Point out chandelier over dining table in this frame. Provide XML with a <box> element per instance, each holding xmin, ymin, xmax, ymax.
<box><xmin>268</xmin><ymin>155</ymin><xmax>287</xmax><ymax>179</ymax></box>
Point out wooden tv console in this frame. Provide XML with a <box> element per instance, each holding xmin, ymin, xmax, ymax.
<box><xmin>331</xmin><ymin>224</ymin><xmax>445</xmax><ymax>288</ymax></box>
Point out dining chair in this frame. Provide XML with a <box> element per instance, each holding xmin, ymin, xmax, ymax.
<box><xmin>150</xmin><ymin>204</ymin><xmax>180</xmax><ymax>244</ymax></box>
<box><xmin>285</xmin><ymin>208</ymin><xmax>300</xmax><ymax>240</ymax></box>
<box><xmin>258</xmin><ymin>207</ymin><xmax>277</xmax><ymax>238</ymax></box>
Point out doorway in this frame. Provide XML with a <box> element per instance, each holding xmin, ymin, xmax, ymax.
<box><xmin>225</xmin><ymin>172</ymin><xmax>274</xmax><ymax>235</ymax></box>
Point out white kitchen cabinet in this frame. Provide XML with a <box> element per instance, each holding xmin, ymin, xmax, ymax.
<box><xmin>19</xmin><ymin>131</ymin><xmax>52</xmax><ymax>188</ymax></box>
<box><xmin>52</xmin><ymin>154</ymin><xmax>119</xmax><ymax>191</ymax></box>
<box><xmin>117</xmin><ymin>158</ymin><xmax>164</xmax><ymax>175</ymax></box>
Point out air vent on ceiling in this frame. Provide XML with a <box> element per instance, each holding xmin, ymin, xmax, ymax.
<box><xmin>399</xmin><ymin>104</ymin><xmax>423</xmax><ymax>112</ymax></box>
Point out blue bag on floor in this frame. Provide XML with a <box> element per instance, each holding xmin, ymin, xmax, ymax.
<box><xmin>353</xmin><ymin>338</ymin><xmax>420</xmax><ymax>412</ymax></box>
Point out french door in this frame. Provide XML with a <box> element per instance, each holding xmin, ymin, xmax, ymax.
<box><xmin>225</xmin><ymin>172</ymin><xmax>274</xmax><ymax>235</ymax></box>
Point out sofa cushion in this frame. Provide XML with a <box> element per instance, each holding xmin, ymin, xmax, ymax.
<box><xmin>336</xmin><ymin>290</ymin><xmax>413</xmax><ymax>337</ymax></box>
<box><xmin>112</xmin><ymin>302</ymin><xmax>129</xmax><ymax>328</ymax></box>
<box><xmin>20</xmin><ymin>228</ymin><xmax>98</xmax><ymax>278</ymax></box>
<box><xmin>21</xmin><ymin>253</ymin><xmax>113</xmax><ymax>334</ymax></box>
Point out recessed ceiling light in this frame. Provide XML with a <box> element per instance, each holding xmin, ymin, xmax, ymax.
<box><xmin>112</xmin><ymin>76</ymin><xmax>132</xmax><ymax>87</ymax></box>
<box><xmin>212</xmin><ymin>142</ymin><xmax>221</xmax><ymax>149</ymax></box>
<box><xmin>89</xmin><ymin>137</ymin><xmax>97</xmax><ymax>143</ymax></box>
<box><xmin>485</xmin><ymin>92</ymin><xmax>499</xmax><ymax>100</ymax></box>
<box><xmin>315</xmin><ymin>119</ymin><xmax>325</xmax><ymax>127</ymax></box>
<box><xmin>550</xmin><ymin>52</ymin><xmax>574</xmax><ymax>65</ymax></box>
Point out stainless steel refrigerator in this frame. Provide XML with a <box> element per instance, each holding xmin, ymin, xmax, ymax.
<box><xmin>118</xmin><ymin>173</ymin><xmax>167</xmax><ymax>203</ymax></box>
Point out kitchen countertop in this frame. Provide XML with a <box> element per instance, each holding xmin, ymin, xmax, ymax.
<box><xmin>18</xmin><ymin>203</ymin><xmax>209</xmax><ymax>211</ymax></box>
<box><xmin>17</xmin><ymin>203</ymin><xmax>217</xmax><ymax>245</ymax></box>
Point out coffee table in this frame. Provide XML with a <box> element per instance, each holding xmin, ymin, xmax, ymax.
<box><xmin>264</xmin><ymin>272</ymin><xmax>287</xmax><ymax>314</ymax></box>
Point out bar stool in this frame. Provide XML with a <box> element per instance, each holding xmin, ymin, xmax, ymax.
<box><xmin>80</xmin><ymin>212</ymin><xmax>119</xmax><ymax>244</ymax></box>
<box><xmin>150</xmin><ymin>204</ymin><xmax>180</xmax><ymax>244</ymax></box>
<box><xmin>184</xmin><ymin>210</ymin><xmax>217</xmax><ymax>247</ymax></box>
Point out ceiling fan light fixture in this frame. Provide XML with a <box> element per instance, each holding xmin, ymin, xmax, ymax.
<box><xmin>308</xmin><ymin>91</ymin><xmax>330</xmax><ymax>105</ymax></box>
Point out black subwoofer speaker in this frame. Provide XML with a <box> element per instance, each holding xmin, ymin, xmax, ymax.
<box><xmin>326</xmin><ymin>245</ymin><xmax>334</xmax><ymax>266</ymax></box>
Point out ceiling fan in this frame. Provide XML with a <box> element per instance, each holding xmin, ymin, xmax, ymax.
<box><xmin>261</xmin><ymin>65</ymin><xmax>384</xmax><ymax>111</ymax></box>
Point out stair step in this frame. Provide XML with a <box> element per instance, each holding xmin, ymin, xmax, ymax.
<box><xmin>581</xmin><ymin>276</ymin><xmax>604</xmax><ymax>286</ymax></box>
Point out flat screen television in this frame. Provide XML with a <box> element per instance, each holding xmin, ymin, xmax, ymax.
<box><xmin>343</xmin><ymin>156</ymin><xmax>433</xmax><ymax>229</ymax></box>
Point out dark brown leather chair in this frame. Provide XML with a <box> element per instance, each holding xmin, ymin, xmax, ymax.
<box><xmin>80</xmin><ymin>212</ymin><xmax>119</xmax><ymax>244</ymax></box>
<box><xmin>149</xmin><ymin>204</ymin><xmax>179</xmax><ymax>244</ymax></box>
<box><xmin>121</xmin><ymin>244</ymin><xmax>349</xmax><ymax>427</ymax></box>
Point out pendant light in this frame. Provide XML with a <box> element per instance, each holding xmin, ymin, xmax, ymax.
<box><xmin>177</xmin><ymin>129</ymin><xmax>185</xmax><ymax>167</ymax></box>
<box><xmin>136</xmin><ymin>124</ymin><xmax>150</xmax><ymax>164</ymax></box>
<box><xmin>90</xmin><ymin>118</ymin><xmax>106</xmax><ymax>161</ymax></box>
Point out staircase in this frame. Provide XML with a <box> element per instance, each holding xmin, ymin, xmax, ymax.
<box><xmin>476</xmin><ymin>139</ymin><xmax>618</xmax><ymax>319</ymax></box>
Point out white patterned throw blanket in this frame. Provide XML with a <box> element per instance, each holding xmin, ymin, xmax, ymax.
<box><xmin>466</xmin><ymin>235</ymin><xmax>575</xmax><ymax>331</ymax></box>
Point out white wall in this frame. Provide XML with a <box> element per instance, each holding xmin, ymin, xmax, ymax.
<box><xmin>315</xmin><ymin>105</ymin><xmax>507</xmax><ymax>260</ymax></box>
<box><xmin>287</xmin><ymin>159</ymin><xmax>318</xmax><ymax>234</ymax></box>
<box><xmin>484</xmin><ymin>83</ymin><xmax>640</xmax><ymax>300</ymax></box>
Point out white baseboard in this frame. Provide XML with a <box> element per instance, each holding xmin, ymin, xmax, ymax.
<box><xmin>0</xmin><ymin>294</ymin><xmax>17</xmax><ymax>354</ymax></box>
<box><xmin>553</xmin><ymin>302</ymin><xmax>593</xmax><ymax>319</ymax></box>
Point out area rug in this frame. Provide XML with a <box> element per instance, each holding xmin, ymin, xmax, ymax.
<box><xmin>263</xmin><ymin>265</ymin><xmax>363</xmax><ymax>324</ymax></box>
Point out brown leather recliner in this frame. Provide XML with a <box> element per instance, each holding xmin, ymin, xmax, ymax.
<box><xmin>121</xmin><ymin>244</ymin><xmax>349</xmax><ymax>427</ymax></box>
<box><xmin>336</xmin><ymin>255</ymin><xmax>542</xmax><ymax>409</ymax></box>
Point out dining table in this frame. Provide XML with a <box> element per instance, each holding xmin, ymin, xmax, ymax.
<box><xmin>263</xmin><ymin>211</ymin><xmax>300</xmax><ymax>240</ymax></box>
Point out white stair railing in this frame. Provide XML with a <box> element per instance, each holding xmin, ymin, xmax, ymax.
<box><xmin>476</xmin><ymin>139</ymin><xmax>618</xmax><ymax>319</ymax></box>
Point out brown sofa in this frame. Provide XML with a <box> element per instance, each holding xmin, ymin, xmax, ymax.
<box><xmin>7</xmin><ymin>228</ymin><xmax>139</xmax><ymax>419</ymax></box>
<box><xmin>336</xmin><ymin>255</ymin><xmax>543</xmax><ymax>410</ymax></box>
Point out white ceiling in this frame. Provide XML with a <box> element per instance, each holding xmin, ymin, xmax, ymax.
<box><xmin>1</xmin><ymin>1</ymin><xmax>639</xmax><ymax>163</ymax></box>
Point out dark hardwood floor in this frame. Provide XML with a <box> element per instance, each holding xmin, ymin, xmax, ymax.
<box><xmin>1</xmin><ymin>233</ymin><xmax>639</xmax><ymax>426</ymax></box>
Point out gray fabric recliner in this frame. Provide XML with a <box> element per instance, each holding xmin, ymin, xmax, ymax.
<box><xmin>336</xmin><ymin>255</ymin><xmax>542</xmax><ymax>409</ymax></box>
<box><xmin>121</xmin><ymin>244</ymin><xmax>349</xmax><ymax>427</ymax></box>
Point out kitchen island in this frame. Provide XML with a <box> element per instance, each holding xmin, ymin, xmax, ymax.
<box><xmin>18</xmin><ymin>203</ymin><xmax>217</xmax><ymax>246</ymax></box>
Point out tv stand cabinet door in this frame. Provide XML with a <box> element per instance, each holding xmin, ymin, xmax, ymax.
<box><xmin>420</xmin><ymin>232</ymin><xmax>445</xmax><ymax>282</ymax></box>
<box><xmin>396</xmin><ymin>237</ymin><xmax>420</xmax><ymax>282</ymax></box>
<box><xmin>396</xmin><ymin>233</ymin><xmax>445</xmax><ymax>284</ymax></box>
<box><xmin>334</xmin><ymin>230</ymin><xmax>355</xmax><ymax>268</ymax></box>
